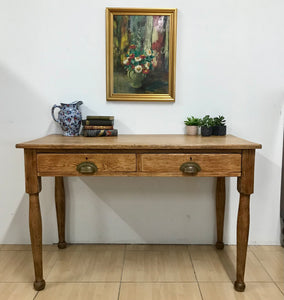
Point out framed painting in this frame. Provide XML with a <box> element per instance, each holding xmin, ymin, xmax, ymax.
<box><xmin>106</xmin><ymin>8</ymin><xmax>177</xmax><ymax>102</ymax></box>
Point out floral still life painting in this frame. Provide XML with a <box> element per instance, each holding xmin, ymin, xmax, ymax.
<box><xmin>106</xmin><ymin>8</ymin><xmax>177</xmax><ymax>101</ymax></box>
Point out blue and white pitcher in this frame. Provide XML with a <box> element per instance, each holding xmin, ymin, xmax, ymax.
<box><xmin>51</xmin><ymin>101</ymin><xmax>83</xmax><ymax>136</ymax></box>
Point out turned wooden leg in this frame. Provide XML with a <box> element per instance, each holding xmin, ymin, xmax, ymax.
<box><xmin>55</xmin><ymin>177</ymin><xmax>67</xmax><ymax>249</ymax></box>
<box><xmin>234</xmin><ymin>193</ymin><xmax>250</xmax><ymax>292</ymax></box>
<box><xmin>29</xmin><ymin>193</ymin><xmax>45</xmax><ymax>291</ymax></box>
<box><xmin>24</xmin><ymin>150</ymin><xmax>45</xmax><ymax>290</ymax></box>
<box><xmin>216</xmin><ymin>177</ymin><xmax>225</xmax><ymax>250</ymax></box>
<box><xmin>235</xmin><ymin>149</ymin><xmax>255</xmax><ymax>292</ymax></box>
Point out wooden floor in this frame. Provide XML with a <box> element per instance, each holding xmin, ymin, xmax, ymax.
<box><xmin>0</xmin><ymin>244</ymin><xmax>283</xmax><ymax>300</ymax></box>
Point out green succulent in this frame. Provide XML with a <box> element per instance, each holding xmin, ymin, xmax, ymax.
<box><xmin>213</xmin><ymin>115</ymin><xmax>226</xmax><ymax>126</ymax></box>
<box><xmin>184</xmin><ymin>116</ymin><xmax>201</xmax><ymax>126</ymax></box>
<box><xmin>201</xmin><ymin>115</ymin><xmax>214</xmax><ymax>128</ymax></box>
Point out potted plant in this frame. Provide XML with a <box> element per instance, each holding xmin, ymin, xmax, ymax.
<box><xmin>201</xmin><ymin>115</ymin><xmax>214</xmax><ymax>136</ymax></box>
<box><xmin>184</xmin><ymin>116</ymin><xmax>201</xmax><ymax>135</ymax></box>
<box><xmin>213</xmin><ymin>115</ymin><xmax>226</xmax><ymax>136</ymax></box>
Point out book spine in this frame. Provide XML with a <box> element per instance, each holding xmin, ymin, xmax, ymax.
<box><xmin>82</xmin><ymin>119</ymin><xmax>114</xmax><ymax>126</ymax></box>
<box><xmin>83</xmin><ymin>129</ymin><xmax>118</xmax><ymax>137</ymax></box>
<box><xmin>86</xmin><ymin>116</ymin><xmax>114</xmax><ymax>120</ymax></box>
<box><xmin>83</xmin><ymin>125</ymin><xmax>113</xmax><ymax>130</ymax></box>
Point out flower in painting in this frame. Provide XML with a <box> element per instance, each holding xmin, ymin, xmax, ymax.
<box><xmin>145</xmin><ymin>49</ymin><xmax>152</xmax><ymax>56</ymax></box>
<box><xmin>134</xmin><ymin>65</ymin><xmax>143</xmax><ymax>73</ymax></box>
<box><xmin>123</xmin><ymin>45</ymin><xmax>156</xmax><ymax>76</ymax></box>
<box><xmin>142</xmin><ymin>69</ymin><xmax>150</xmax><ymax>74</ymax></box>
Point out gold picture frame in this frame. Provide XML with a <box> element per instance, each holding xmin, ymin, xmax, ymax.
<box><xmin>106</xmin><ymin>8</ymin><xmax>177</xmax><ymax>102</ymax></box>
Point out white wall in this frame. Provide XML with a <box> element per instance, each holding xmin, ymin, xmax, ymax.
<box><xmin>0</xmin><ymin>0</ymin><xmax>283</xmax><ymax>245</ymax></box>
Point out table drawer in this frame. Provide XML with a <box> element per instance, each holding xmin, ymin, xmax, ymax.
<box><xmin>37</xmin><ymin>153</ymin><xmax>137</xmax><ymax>176</ymax></box>
<box><xmin>140</xmin><ymin>154</ymin><xmax>241</xmax><ymax>176</ymax></box>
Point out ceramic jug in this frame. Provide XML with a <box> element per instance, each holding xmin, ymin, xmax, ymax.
<box><xmin>51</xmin><ymin>101</ymin><xmax>83</xmax><ymax>136</ymax></box>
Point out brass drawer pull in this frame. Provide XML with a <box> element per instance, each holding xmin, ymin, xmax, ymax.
<box><xmin>77</xmin><ymin>162</ymin><xmax>98</xmax><ymax>174</ymax></box>
<box><xmin>180</xmin><ymin>162</ymin><xmax>201</xmax><ymax>175</ymax></box>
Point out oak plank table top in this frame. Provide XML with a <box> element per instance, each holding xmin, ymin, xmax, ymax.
<box><xmin>16</xmin><ymin>134</ymin><xmax>261</xmax><ymax>150</ymax></box>
<box><xmin>16</xmin><ymin>134</ymin><xmax>261</xmax><ymax>293</ymax></box>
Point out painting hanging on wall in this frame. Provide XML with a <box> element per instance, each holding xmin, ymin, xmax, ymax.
<box><xmin>106</xmin><ymin>8</ymin><xmax>177</xmax><ymax>102</ymax></box>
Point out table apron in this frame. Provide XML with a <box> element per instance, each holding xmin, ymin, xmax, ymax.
<box><xmin>37</xmin><ymin>152</ymin><xmax>242</xmax><ymax>177</ymax></box>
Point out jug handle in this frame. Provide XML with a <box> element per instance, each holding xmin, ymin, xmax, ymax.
<box><xmin>51</xmin><ymin>105</ymin><xmax>61</xmax><ymax>123</ymax></box>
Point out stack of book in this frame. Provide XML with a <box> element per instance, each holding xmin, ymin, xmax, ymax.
<box><xmin>81</xmin><ymin>116</ymin><xmax>118</xmax><ymax>137</ymax></box>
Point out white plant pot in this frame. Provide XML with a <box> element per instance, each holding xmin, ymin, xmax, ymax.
<box><xmin>186</xmin><ymin>126</ymin><xmax>198</xmax><ymax>135</ymax></box>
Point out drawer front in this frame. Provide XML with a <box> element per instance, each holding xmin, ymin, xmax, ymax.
<box><xmin>140</xmin><ymin>154</ymin><xmax>241</xmax><ymax>176</ymax></box>
<box><xmin>37</xmin><ymin>153</ymin><xmax>137</xmax><ymax>176</ymax></box>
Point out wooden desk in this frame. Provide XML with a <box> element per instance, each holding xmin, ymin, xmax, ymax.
<box><xmin>16</xmin><ymin>134</ymin><xmax>261</xmax><ymax>292</ymax></box>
